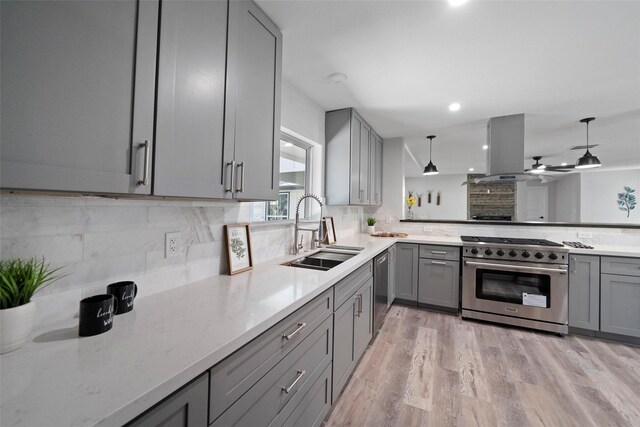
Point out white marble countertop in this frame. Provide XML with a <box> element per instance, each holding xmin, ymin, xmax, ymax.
<box><xmin>561</xmin><ymin>244</ymin><xmax>640</xmax><ymax>258</ymax></box>
<box><xmin>1</xmin><ymin>232</ymin><xmax>637</xmax><ymax>427</ymax></box>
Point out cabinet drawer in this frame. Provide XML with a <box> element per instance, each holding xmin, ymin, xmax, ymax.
<box><xmin>279</xmin><ymin>362</ymin><xmax>332</xmax><ymax>427</ymax></box>
<box><xmin>419</xmin><ymin>244</ymin><xmax>460</xmax><ymax>261</ymax></box>
<box><xmin>209</xmin><ymin>288</ymin><xmax>332</xmax><ymax>423</ymax></box>
<box><xmin>601</xmin><ymin>257</ymin><xmax>640</xmax><ymax>277</ymax></box>
<box><xmin>212</xmin><ymin>316</ymin><xmax>333</xmax><ymax>426</ymax></box>
<box><xmin>334</xmin><ymin>261</ymin><xmax>373</xmax><ymax>309</ymax></box>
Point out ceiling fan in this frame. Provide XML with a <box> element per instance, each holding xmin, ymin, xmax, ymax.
<box><xmin>526</xmin><ymin>156</ymin><xmax>575</xmax><ymax>174</ymax></box>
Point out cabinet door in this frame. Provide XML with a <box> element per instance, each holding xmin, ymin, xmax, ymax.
<box><xmin>601</xmin><ymin>274</ymin><xmax>640</xmax><ymax>338</ymax></box>
<box><xmin>349</xmin><ymin>113</ymin><xmax>363</xmax><ymax>204</ymax></box>
<box><xmin>568</xmin><ymin>255</ymin><xmax>600</xmax><ymax>331</ymax></box>
<box><xmin>388</xmin><ymin>245</ymin><xmax>397</xmax><ymax>306</ymax></box>
<box><xmin>332</xmin><ymin>296</ymin><xmax>356</xmax><ymax>401</ymax></box>
<box><xmin>375</xmin><ymin>135</ymin><xmax>383</xmax><ymax>205</ymax></box>
<box><xmin>368</xmin><ymin>133</ymin><xmax>383</xmax><ymax>206</ymax></box>
<box><xmin>354</xmin><ymin>279</ymin><xmax>373</xmax><ymax>362</ymax></box>
<box><xmin>225</xmin><ymin>0</ymin><xmax>282</xmax><ymax>201</ymax></box>
<box><xmin>1</xmin><ymin>0</ymin><xmax>157</xmax><ymax>195</ymax></box>
<box><xmin>154</xmin><ymin>0</ymin><xmax>227</xmax><ymax>198</ymax></box>
<box><xmin>358</xmin><ymin>124</ymin><xmax>371</xmax><ymax>205</ymax></box>
<box><xmin>128</xmin><ymin>373</ymin><xmax>208</xmax><ymax>427</ymax></box>
<box><xmin>418</xmin><ymin>259</ymin><xmax>460</xmax><ymax>309</ymax></box>
<box><xmin>395</xmin><ymin>243</ymin><xmax>419</xmax><ymax>302</ymax></box>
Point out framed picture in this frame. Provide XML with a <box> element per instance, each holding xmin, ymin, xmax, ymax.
<box><xmin>322</xmin><ymin>216</ymin><xmax>336</xmax><ymax>244</ymax></box>
<box><xmin>224</xmin><ymin>224</ymin><xmax>253</xmax><ymax>275</ymax></box>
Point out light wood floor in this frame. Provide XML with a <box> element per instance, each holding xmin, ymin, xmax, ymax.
<box><xmin>325</xmin><ymin>305</ymin><xmax>640</xmax><ymax>427</ymax></box>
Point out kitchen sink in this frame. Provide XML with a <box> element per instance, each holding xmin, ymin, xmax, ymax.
<box><xmin>284</xmin><ymin>250</ymin><xmax>357</xmax><ymax>271</ymax></box>
<box><xmin>325</xmin><ymin>245</ymin><xmax>364</xmax><ymax>252</ymax></box>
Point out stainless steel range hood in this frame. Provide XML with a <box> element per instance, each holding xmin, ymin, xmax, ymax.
<box><xmin>474</xmin><ymin>113</ymin><xmax>538</xmax><ymax>183</ymax></box>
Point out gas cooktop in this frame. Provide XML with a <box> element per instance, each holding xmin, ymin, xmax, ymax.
<box><xmin>460</xmin><ymin>236</ymin><xmax>564</xmax><ymax>247</ymax></box>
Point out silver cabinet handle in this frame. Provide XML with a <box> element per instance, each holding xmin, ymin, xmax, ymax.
<box><xmin>570</xmin><ymin>257</ymin><xmax>576</xmax><ymax>273</ymax></box>
<box><xmin>378</xmin><ymin>254</ymin><xmax>388</xmax><ymax>264</ymax></box>
<box><xmin>283</xmin><ymin>322</ymin><xmax>306</xmax><ymax>340</ymax></box>
<box><xmin>282</xmin><ymin>370</ymin><xmax>305</xmax><ymax>394</ymax></box>
<box><xmin>431</xmin><ymin>260</ymin><xmax>446</xmax><ymax>265</ymax></box>
<box><xmin>431</xmin><ymin>251</ymin><xmax>447</xmax><ymax>255</ymax></box>
<box><xmin>137</xmin><ymin>140</ymin><xmax>150</xmax><ymax>186</ymax></box>
<box><xmin>359</xmin><ymin>189</ymin><xmax>364</xmax><ymax>202</ymax></box>
<box><xmin>354</xmin><ymin>294</ymin><xmax>361</xmax><ymax>317</ymax></box>
<box><xmin>225</xmin><ymin>160</ymin><xmax>236</xmax><ymax>193</ymax></box>
<box><xmin>235</xmin><ymin>162</ymin><xmax>245</xmax><ymax>193</ymax></box>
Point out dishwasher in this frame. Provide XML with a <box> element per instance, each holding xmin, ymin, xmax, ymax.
<box><xmin>373</xmin><ymin>250</ymin><xmax>389</xmax><ymax>341</ymax></box>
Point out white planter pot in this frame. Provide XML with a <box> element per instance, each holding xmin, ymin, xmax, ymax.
<box><xmin>0</xmin><ymin>301</ymin><xmax>35</xmax><ymax>354</ymax></box>
<box><xmin>367</xmin><ymin>225</ymin><xmax>375</xmax><ymax>234</ymax></box>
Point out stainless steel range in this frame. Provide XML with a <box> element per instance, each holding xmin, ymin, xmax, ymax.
<box><xmin>461</xmin><ymin>236</ymin><xmax>569</xmax><ymax>334</ymax></box>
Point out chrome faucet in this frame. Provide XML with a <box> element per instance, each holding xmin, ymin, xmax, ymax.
<box><xmin>294</xmin><ymin>194</ymin><xmax>324</xmax><ymax>255</ymax></box>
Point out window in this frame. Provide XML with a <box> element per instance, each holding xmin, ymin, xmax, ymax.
<box><xmin>249</xmin><ymin>133</ymin><xmax>312</xmax><ymax>222</ymax></box>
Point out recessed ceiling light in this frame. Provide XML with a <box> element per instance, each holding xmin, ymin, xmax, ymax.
<box><xmin>482</xmin><ymin>145</ymin><xmax>488</xmax><ymax>150</ymax></box>
<box><xmin>328</xmin><ymin>72</ymin><xmax>347</xmax><ymax>84</ymax></box>
<box><xmin>468</xmin><ymin>168</ymin><xmax>474</xmax><ymax>172</ymax></box>
<box><xmin>448</xmin><ymin>102</ymin><xmax>461</xmax><ymax>112</ymax></box>
<box><xmin>560</xmin><ymin>162</ymin><xmax>567</xmax><ymax>166</ymax></box>
<box><xmin>448</xmin><ymin>0</ymin><xmax>469</xmax><ymax>6</ymax></box>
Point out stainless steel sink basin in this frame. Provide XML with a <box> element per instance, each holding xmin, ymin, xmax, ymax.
<box><xmin>284</xmin><ymin>250</ymin><xmax>357</xmax><ymax>271</ymax></box>
<box><xmin>326</xmin><ymin>245</ymin><xmax>364</xmax><ymax>252</ymax></box>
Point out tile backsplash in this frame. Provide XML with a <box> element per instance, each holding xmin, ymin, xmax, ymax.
<box><xmin>0</xmin><ymin>195</ymin><xmax>364</xmax><ymax>329</ymax></box>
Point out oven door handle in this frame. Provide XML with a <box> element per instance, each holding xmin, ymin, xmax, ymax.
<box><xmin>463</xmin><ymin>260</ymin><xmax>568</xmax><ymax>275</ymax></box>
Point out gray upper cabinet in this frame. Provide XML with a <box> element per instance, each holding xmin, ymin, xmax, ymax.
<box><xmin>325</xmin><ymin>108</ymin><xmax>383</xmax><ymax>206</ymax></box>
<box><xmin>395</xmin><ymin>243</ymin><xmax>419</xmax><ymax>303</ymax></box>
<box><xmin>568</xmin><ymin>255</ymin><xmax>600</xmax><ymax>331</ymax></box>
<box><xmin>1</xmin><ymin>0</ymin><xmax>158</xmax><ymax>195</ymax></box>
<box><xmin>224</xmin><ymin>0</ymin><xmax>282</xmax><ymax>201</ymax></box>
<box><xmin>154</xmin><ymin>0</ymin><xmax>228</xmax><ymax>198</ymax></box>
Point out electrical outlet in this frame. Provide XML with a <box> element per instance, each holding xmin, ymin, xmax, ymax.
<box><xmin>165</xmin><ymin>232</ymin><xmax>181</xmax><ymax>258</ymax></box>
<box><xmin>577</xmin><ymin>231</ymin><xmax>593</xmax><ymax>239</ymax></box>
<box><xmin>423</xmin><ymin>226</ymin><xmax>433</xmax><ymax>232</ymax></box>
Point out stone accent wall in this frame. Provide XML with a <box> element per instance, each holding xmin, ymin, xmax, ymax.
<box><xmin>466</xmin><ymin>174</ymin><xmax>517</xmax><ymax>220</ymax></box>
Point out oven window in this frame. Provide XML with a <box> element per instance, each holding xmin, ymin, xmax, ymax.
<box><xmin>476</xmin><ymin>269</ymin><xmax>551</xmax><ymax>307</ymax></box>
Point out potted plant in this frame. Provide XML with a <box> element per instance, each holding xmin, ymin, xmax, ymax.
<box><xmin>0</xmin><ymin>258</ymin><xmax>63</xmax><ymax>354</ymax></box>
<box><xmin>367</xmin><ymin>217</ymin><xmax>377</xmax><ymax>234</ymax></box>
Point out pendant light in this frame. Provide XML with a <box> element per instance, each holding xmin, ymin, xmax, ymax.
<box><xmin>423</xmin><ymin>135</ymin><xmax>439</xmax><ymax>176</ymax></box>
<box><xmin>575</xmin><ymin>117</ymin><xmax>602</xmax><ymax>169</ymax></box>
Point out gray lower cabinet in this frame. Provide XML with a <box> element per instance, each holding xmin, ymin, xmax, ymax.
<box><xmin>127</xmin><ymin>373</ymin><xmax>208</xmax><ymax>427</ymax></box>
<box><xmin>154</xmin><ymin>0</ymin><xmax>228</xmax><ymax>198</ymax></box>
<box><xmin>601</xmin><ymin>273</ymin><xmax>640</xmax><ymax>338</ymax></box>
<box><xmin>388</xmin><ymin>245</ymin><xmax>397</xmax><ymax>306</ymax></box>
<box><xmin>224</xmin><ymin>0</ymin><xmax>282</xmax><ymax>201</ymax></box>
<box><xmin>395</xmin><ymin>243</ymin><xmax>419</xmax><ymax>303</ymax></box>
<box><xmin>568</xmin><ymin>255</ymin><xmax>600</xmax><ymax>331</ymax></box>
<box><xmin>332</xmin><ymin>264</ymin><xmax>374</xmax><ymax>402</ymax></box>
<box><xmin>417</xmin><ymin>259</ymin><xmax>460</xmax><ymax>309</ymax></box>
<box><xmin>1</xmin><ymin>0</ymin><xmax>158</xmax><ymax>195</ymax></box>
<box><xmin>281</xmin><ymin>363</ymin><xmax>332</xmax><ymax>427</ymax></box>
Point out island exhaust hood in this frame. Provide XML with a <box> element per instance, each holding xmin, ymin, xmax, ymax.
<box><xmin>473</xmin><ymin>113</ymin><xmax>538</xmax><ymax>184</ymax></box>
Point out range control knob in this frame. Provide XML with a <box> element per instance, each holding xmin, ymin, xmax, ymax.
<box><xmin>535</xmin><ymin>252</ymin><xmax>544</xmax><ymax>259</ymax></box>
<box><xmin>484</xmin><ymin>249</ymin><xmax>493</xmax><ymax>256</ymax></box>
<box><xmin>471</xmin><ymin>248</ymin><xmax>479</xmax><ymax>255</ymax></box>
<box><xmin>549</xmin><ymin>253</ymin><xmax>558</xmax><ymax>260</ymax></box>
<box><xmin>496</xmin><ymin>249</ymin><xmax>505</xmax><ymax>256</ymax></box>
<box><xmin>509</xmin><ymin>250</ymin><xmax>518</xmax><ymax>257</ymax></box>
<box><xmin>522</xmin><ymin>251</ymin><xmax>531</xmax><ymax>258</ymax></box>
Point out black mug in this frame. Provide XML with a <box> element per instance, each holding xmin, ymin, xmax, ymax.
<box><xmin>107</xmin><ymin>281</ymin><xmax>138</xmax><ymax>315</ymax></box>
<box><xmin>79</xmin><ymin>294</ymin><xmax>117</xmax><ymax>337</ymax></box>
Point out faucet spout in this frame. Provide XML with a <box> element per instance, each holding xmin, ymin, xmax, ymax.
<box><xmin>294</xmin><ymin>194</ymin><xmax>324</xmax><ymax>255</ymax></box>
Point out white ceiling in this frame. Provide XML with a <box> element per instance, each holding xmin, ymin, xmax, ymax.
<box><xmin>257</xmin><ymin>0</ymin><xmax>640</xmax><ymax>176</ymax></box>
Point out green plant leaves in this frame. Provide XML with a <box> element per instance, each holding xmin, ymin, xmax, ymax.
<box><xmin>0</xmin><ymin>258</ymin><xmax>64</xmax><ymax>309</ymax></box>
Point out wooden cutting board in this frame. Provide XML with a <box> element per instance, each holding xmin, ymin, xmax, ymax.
<box><xmin>371</xmin><ymin>232</ymin><xmax>408</xmax><ymax>238</ymax></box>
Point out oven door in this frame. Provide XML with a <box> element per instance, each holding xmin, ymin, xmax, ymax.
<box><xmin>462</xmin><ymin>258</ymin><xmax>568</xmax><ymax>325</ymax></box>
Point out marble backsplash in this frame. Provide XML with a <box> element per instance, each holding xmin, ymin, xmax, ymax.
<box><xmin>0</xmin><ymin>195</ymin><xmax>364</xmax><ymax>328</ymax></box>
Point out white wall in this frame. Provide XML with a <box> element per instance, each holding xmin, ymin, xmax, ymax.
<box><xmin>405</xmin><ymin>174</ymin><xmax>468</xmax><ymax>220</ymax></box>
<box><xmin>554</xmin><ymin>173</ymin><xmax>581</xmax><ymax>222</ymax></box>
<box><xmin>580</xmin><ymin>168</ymin><xmax>640</xmax><ymax>223</ymax></box>
<box><xmin>380</xmin><ymin>138</ymin><xmax>405</xmax><ymax>221</ymax></box>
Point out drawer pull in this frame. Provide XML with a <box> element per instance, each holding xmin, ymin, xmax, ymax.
<box><xmin>282</xmin><ymin>370</ymin><xmax>305</xmax><ymax>394</ymax></box>
<box><xmin>431</xmin><ymin>260</ymin><xmax>446</xmax><ymax>265</ymax></box>
<box><xmin>431</xmin><ymin>251</ymin><xmax>447</xmax><ymax>255</ymax></box>
<box><xmin>283</xmin><ymin>322</ymin><xmax>306</xmax><ymax>340</ymax></box>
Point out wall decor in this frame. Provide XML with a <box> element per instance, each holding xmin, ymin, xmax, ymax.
<box><xmin>437</xmin><ymin>191</ymin><xmax>441</xmax><ymax>206</ymax></box>
<box><xmin>428</xmin><ymin>191</ymin><xmax>432</xmax><ymax>203</ymax></box>
<box><xmin>417</xmin><ymin>192</ymin><xmax>423</xmax><ymax>207</ymax></box>
<box><xmin>322</xmin><ymin>217</ymin><xmax>337</xmax><ymax>244</ymax></box>
<box><xmin>224</xmin><ymin>224</ymin><xmax>253</xmax><ymax>275</ymax></box>
<box><xmin>618</xmin><ymin>186</ymin><xmax>636</xmax><ymax>218</ymax></box>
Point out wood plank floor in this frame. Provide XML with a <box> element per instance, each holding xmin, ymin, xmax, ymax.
<box><xmin>325</xmin><ymin>305</ymin><xmax>640</xmax><ymax>427</ymax></box>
